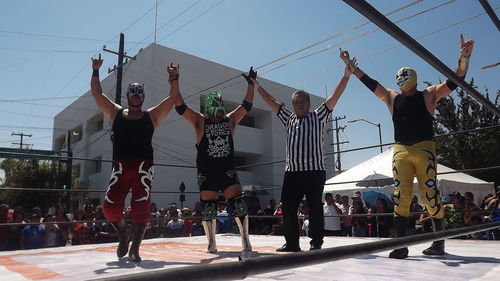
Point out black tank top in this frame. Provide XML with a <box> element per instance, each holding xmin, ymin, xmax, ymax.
<box><xmin>112</xmin><ymin>108</ymin><xmax>154</xmax><ymax>160</ymax></box>
<box><xmin>392</xmin><ymin>91</ymin><xmax>434</xmax><ymax>145</ymax></box>
<box><xmin>196</xmin><ymin>117</ymin><xmax>235</xmax><ymax>172</ymax></box>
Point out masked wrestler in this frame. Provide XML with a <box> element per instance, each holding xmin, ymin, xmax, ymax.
<box><xmin>340</xmin><ymin>34</ymin><xmax>474</xmax><ymax>258</ymax></box>
<box><xmin>169</xmin><ymin>64</ymin><xmax>255</xmax><ymax>255</ymax></box>
<box><xmin>91</xmin><ymin>54</ymin><xmax>175</xmax><ymax>262</ymax></box>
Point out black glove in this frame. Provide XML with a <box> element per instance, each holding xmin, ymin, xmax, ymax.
<box><xmin>241</xmin><ymin>66</ymin><xmax>257</xmax><ymax>85</ymax></box>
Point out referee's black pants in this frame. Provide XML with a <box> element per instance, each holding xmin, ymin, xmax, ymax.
<box><xmin>281</xmin><ymin>170</ymin><xmax>326</xmax><ymax>248</ymax></box>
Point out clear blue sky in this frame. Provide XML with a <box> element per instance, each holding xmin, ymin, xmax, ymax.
<box><xmin>0</xmin><ymin>0</ymin><xmax>499</xmax><ymax>178</ymax></box>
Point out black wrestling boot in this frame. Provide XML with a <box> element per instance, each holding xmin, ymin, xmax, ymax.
<box><xmin>112</xmin><ymin>221</ymin><xmax>130</xmax><ymax>259</ymax></box>
<box><xmin>128</xmin><ymin>224</ymin><xmax>147</xmax><ymax>262</ymax></box>
<box><xmin>389</xmin><ymin>216</ymin><xmax>409</xmax><ymax>259</ymax></box>
<box><xmin>422</xmin><ymin>218</ymin><xmax>445</xmax><ymax>256</ymax></box>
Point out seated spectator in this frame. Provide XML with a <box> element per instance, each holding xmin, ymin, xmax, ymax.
<box><xmin>264</xmin><ymin>199</ymin><xmax>277</xmax><ymax>216</ymax></box>
<box><xmin>166</xmin><ymin>210</ymin><xmax>184</xmax><ymax>237</ymax></box>
<box><xmin>53</xmin><ymin>204</ymin><xmax>70</xmax><ymax>246</ymax></box>
<box><xmin>91</xmin><ymin>206</ymin><xmax>117</xmax><ymax>243</ymax></box>
<box><xmin>250</xmin><ymin>210</ymin><xmax>269</xmax><ymax>235</ymax></box>
<box><xmin>350</xmin><ymin>200</ymin><xmax>367</xmax><ymax>237</ymax></box>
<box><xmin>71</xmin><ymin>210</ymin><xmax>92</xmax><ymax>245</ymax></box>
<box><xmin>300</xmin><ymin>203</ymin><xmax>310</xmax><ymax>237</ymax></box>
<box><xmin>158</xmin><ymin>208</ymin><xmax>167</xmax><ymax>219</ymax></box>
<box><xmin>6</xmin><ymin>207</ymin><xmax>25</xmax><ymax>251</ymax></box>
<box><xmin>180</xmin><ymin>208</ymin><xmax>193</xmax><ymax>237</ymax></box>
<box><xmin>190</xmin><ymin>202</ymin><xmax>204</xmax><ymax>236</ymax></box>
<box><xmin>445</xmin><ymin>192</ymin><xmax>465</xmax><ymax>230</ymax></box>
<box><xmin>485</xmin><ymin>190</ymin><xmax>500</xmax><ymax>240</ymax></box>
<box><xmin>409</xmin><ymin>195</ymin><xmax>423</xmax><ymax>235</ymax></box>
<box><xmin>145</xmin><ymin>212</ymin><xmax>160</xmax><ymax>239</ymax></box>
<box><xmin>419</xmin><ymin>207</ymin><xmax>433</xmax><ymax>234</ymax></box>
<box><xmin>83</xmin><ymin>197</ymin><xmax>95</xmax><ymax>217</ymax></box>
<box><xmin>31</xmin><ymin>207</ymin><xmax>43</xmax><ymax>222</ymax></box>
<box><xmin>217</xmin><ymin>201</ymin><xmax>232</xmax><ymax>234</ymax></box>
<box><xmin>351</xmin><ymin>193</ymin><xmax>366</xmax><ymax>212</ymax></box>
<box><xmin>270</xmin><ymin>224</ymin><xmax>282</xmax><ymax>236</ymax></box>
<box><xmin>341</xmin><ymin>195</ymin><xmax>352</xmax><ymax>237</ymax></box>
<box><xmin>367</xmin><ymin>198</ymin><xmax>393</xmax><ymax>238</ymax></box>
<box><xmin>481</xmin><ymin>194</ymin><xmax>494</xmax><ymax>210</ymax></box>
<box><xmin>21</xmin><ymin>214</ymin><xmax>46</xmax><ymax>250</ymax></box>
<box><xmin>323</xmin><ymin>193</ymin><xmax>344</xmax><ymax>236</ymax></box>
<box><xmin>274</xmin><ymin>203</ymin><xmax>283</xmax><ymax>217</ymax></box>
<box><xmin>166</xmin><ymin>203</ymin><xmax>180</xmax><ymax>221</ymax></box>
<box><xmin>190</xmin><ymin>216</ymin><xmax>204</xmax><ymax>237</ymax></box>
<box><xmin>43</xmin><ymin>214</ymin><xmax>62</xmax><ymax>247</ymax></box>
<box><xmin>464</xmin><ymin>192</ymin><xmax>486</xmax><ymax>239</ymax></box>
<box><xmin>0</xmin><ymin>204</ymin><xmax>9</xmax><ymax>250</ymax></box>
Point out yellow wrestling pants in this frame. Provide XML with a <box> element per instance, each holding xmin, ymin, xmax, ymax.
<box><xmin>392</xmin><ymin>141</ymin><xmax>444</xmax><ymax>219</ymax></box>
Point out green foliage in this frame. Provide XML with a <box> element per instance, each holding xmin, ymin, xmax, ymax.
<box><xmin>0</xmin><ymin>159</ymin><xmax>77</xmax><ymax>212</ymax></box>
<box><xmin>430</xmin><ymin>78</ymin><xmax>500</xmax><ymax>186</ymax></box>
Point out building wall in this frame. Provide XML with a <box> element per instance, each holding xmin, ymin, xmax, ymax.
<box><xmin>53</xmin><ymin>43</ymin><xmax>335</xmax><ymax>209</ymax></box>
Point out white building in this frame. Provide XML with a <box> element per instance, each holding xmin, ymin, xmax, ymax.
<box><xmin>52</xmin><ymin>43</ymin><xmax>335</xmax><ymax>209</ymax></box>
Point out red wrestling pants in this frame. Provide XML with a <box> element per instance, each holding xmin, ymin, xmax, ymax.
<box><xmin>103</xmin><ymin>159</ymin><xmax>154</xmax><ymax>225</ymax></box>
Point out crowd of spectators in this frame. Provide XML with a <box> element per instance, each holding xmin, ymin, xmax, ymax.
<box><xmin>1</xmin><ymin>189</ymin><xmax>499</xmax><ymax>251</ymax></box>
<box><xmin>314</xmin><ymin>190</ymin><xmax>500</xmax><ymax>240</ymax></box>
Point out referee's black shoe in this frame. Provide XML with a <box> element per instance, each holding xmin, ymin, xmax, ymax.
<box><xmin>276</xmin><ymin>244</ymin><xmax>301</xmax><ymax>252</ymax></box>
<box><xmin>309</xmin><ymin>244</ymin><xmax>322</xmax><ymax>250</ymax></box>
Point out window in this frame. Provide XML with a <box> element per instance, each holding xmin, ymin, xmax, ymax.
<box><xmin>239</xmin><ymin>115</ymin><xmax>255</xmax><ymax>128</ymax></box>
<box><xmin>86</xmin><ymin>113</ymin><xmax>103</xmax><ymax>135</ymax></box>
<box><xmin>234</xmin><ymin>155</ymin><xmax>249</xmax><ymax>171</ymax></box>
<box><xmin>54</xmin><ymin>134</ymin><xmax>66</xmax><ymax>151</ymax></box>
<box><xmin>73</xmin><ymin>164</ymin><xmax>81</xmax><ymax>178</ymax></box>
<box><xmin>89</xmin><ymin>156</ymin><xmax>102</xmax><ymax>174</ymax></box>
<box><xmin>71</xmin><ymin>125</ymin><xmax>83</xmax><ymax>144</ymax></box>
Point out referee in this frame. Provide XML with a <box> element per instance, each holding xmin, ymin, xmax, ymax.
<box><xmin>250</xmin><ymin>50</ymin><xmax>354</xmax><ymax>251</ymax></box>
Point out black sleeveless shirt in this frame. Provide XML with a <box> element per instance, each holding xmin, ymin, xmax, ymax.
<box><xmin>112</xmin><ymin>108</ymin><xmax>154</xmax><ymax>160</ymax></box>
<box><xmin>392</xmin><ymin>91</ymin><xmax>434</xmax><ymax>145</ymax></box>
<box><xmin>196</xmin><ymin>116</ymin><xmax>235</xmax><ymax>172</ymax></box>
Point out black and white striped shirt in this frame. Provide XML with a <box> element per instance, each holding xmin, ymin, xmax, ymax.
<box><xmin>277</xmin><ymin>102</ymin><xmax>332</xmax><ymax>172</ymax></box>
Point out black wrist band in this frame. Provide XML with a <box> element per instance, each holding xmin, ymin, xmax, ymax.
<box><xmin>359</xmin><ymin>74</ymin><xmax>378</xmax><ymax>92</ymax></box>
<box><xmin>175</xmin><ymin>103</ymin><xmax>188</xmax><ymax>115</ymax></box>
<box><xmin>445</xmin><ymin>76</ymin><xmax>464</xmax><ymax>91</ymax></box>
<box><xmin>170</xmin><ymin>75</ymin><xmax>179</xmax><ymax>82</ymax></box>
<box><xmin>241</xmin><ymin>100</ymin><xmax>252</xmax><ymax>112</ymax></box>
<box><xmin>92</xmin><ymin>69</ymin><xmax>99</xmax><ymax>77</ymax></box>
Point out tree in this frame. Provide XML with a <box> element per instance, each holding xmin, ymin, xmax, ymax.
<box><xmin>429</xmin><ymin>78</ymin><xmax>500</xmax><ymax>187</ymax></box>
<box><xmin>0</xmin><ymin>158</ymin><xmax>80</xmax><ymax>212</ymax></box>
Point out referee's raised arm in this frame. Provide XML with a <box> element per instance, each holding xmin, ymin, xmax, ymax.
<box><xmin>251</xmin><ymin>78</ymin><xmax>281</xmax><ymax>114</ymax></box>
<box><xmin>325</xmin><ymin>50</ymin><xmax>354</xmax><ymax>111</ymax></box>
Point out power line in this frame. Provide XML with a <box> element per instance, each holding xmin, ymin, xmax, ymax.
<box><xmin>126</xmin><ymin>0</ymin><xmax>204</xmax><ymax>53</ymax></box>
<box><xmin>259</xmin><ymin>0</ymin><xmax>458</xmax><ymax>76</ymax></box>
<box><xmin>157</xmin><ymin>0</ymin><xmax>225</xmax><ymax>43</ymax></box>
<box><xmin>2</xmin><ymin>0</ymin><xmax>424</xmax><ymax>130</ymax></box>
<box><xmin>255</xmin><ymin>0</ymin><xmax>424</xmax><ymax>71</ymax></box>
<box><xmin>0</xmin><ymin>29</ymin><xmax>145</xmax><ymax>43</ymax></box>
<box><xmin>0</xmin><ymin>96</ymin><xmax>81</xmax><ymax>102</ymax></box>
<box><xmin>20</xmin><ymin>1</ymin><xmax>170</xmax><ymax>130</ymax></box>
<box><xmin>288</xmin><ymin>8</ymin><xmax>496</xmax><ymax>86</ymax></box>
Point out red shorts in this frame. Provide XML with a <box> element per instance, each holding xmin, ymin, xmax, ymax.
<box><xmin>103</xmin><ymin>159</ymin><xmax>154</xmax><ymax>225</ymax></box>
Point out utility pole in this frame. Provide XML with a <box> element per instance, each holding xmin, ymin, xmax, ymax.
<box><xmin>103</xmin><ymin>33</ymin><xmax>136</xmax><ymax>105</ymax></box>
<box><xmin>328</xmin><ymin>116</ymin><xmax>349</xmax><ymax>173</ymax></box>
<box><xmin>11</xmin><ymin>132</ymin><xmax>32</xmax><ymax>149</ymax></box>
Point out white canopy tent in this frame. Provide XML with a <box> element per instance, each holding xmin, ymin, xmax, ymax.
<box><xmin>324</xmin><ymin>147</ymin><xmax>495</xmax><ymax>206</ymax></box>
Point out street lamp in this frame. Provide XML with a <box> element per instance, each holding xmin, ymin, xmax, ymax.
<box><xmin>348</xmin><ymin>119</ymin><xmax>383</xmax><ymax>153</ymax></box>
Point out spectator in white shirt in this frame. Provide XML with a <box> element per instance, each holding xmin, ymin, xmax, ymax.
<box><xmin>324</xmin><ymin>193</ymin><xmax>343</xmax><ymax>236</ymax></box>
